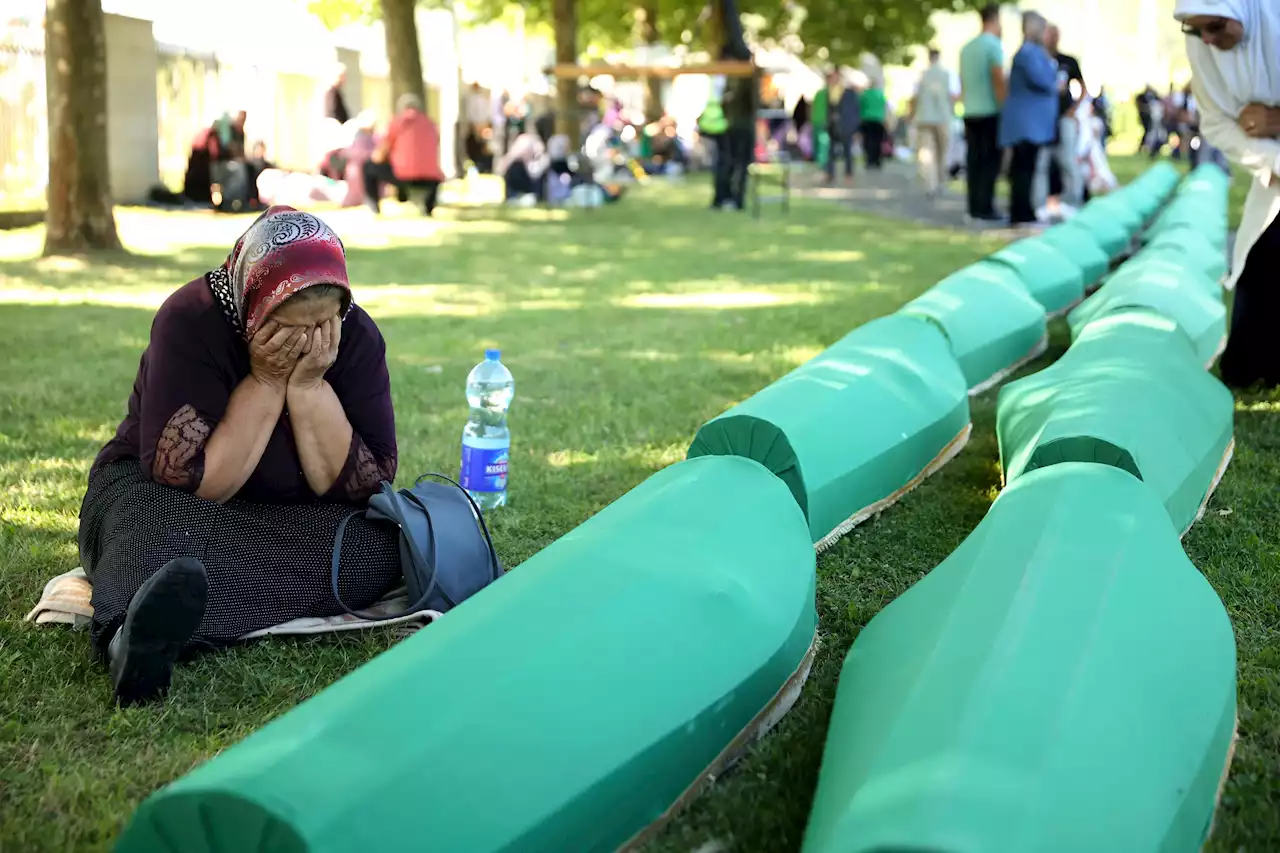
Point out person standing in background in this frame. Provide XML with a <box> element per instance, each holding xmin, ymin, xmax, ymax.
<box><xmin>1174</xmin><ymin>0</ymin><xmax>1280</xmax><ymax>388</ymax></box>
<box><xmin>1000</xmin><ymin>11</ymin><xmax>1060</xmax><ymax>227</ymax></box>
<box><xmin>1045</xmin><ymin>24</ymin><xmax>1086</xmax><ymax>213</ymax></box>
<box><xmin>912</xmin><ymin>47</ymin><xmax>957</xmax><ymax>199</ymax></box>
<box><xmin>826</xmin><ymin>70</ymin><xmax>861</xmax><ymax>184</ymax></box>
<box><xmin>959</xmin><ymin>4</ymin><xmax>1007</xmax><ymax>221</ymax></box>
<box><xmin>699</xmin><ymin>75</ymin><xmax>729</xmax><ymax>206</ymax></box>
<box><xmin>715</xmin><ymin>71</ymin><xmax>757</xmax><ymax>210</ymax></box>
<box><xmin>324</xmin><ymin>66</ymin><xmax>351</xmax><ymax>126</ymax></box>
<box><xmin>1094</xmin><ymin>86</ymin><xmax>1112</xmax><ymax>145</ymax></box>
<box><xmin>1136</xmin><ymin>86</ymin><xmax>1155</xmax><ymax>152</ymax></box>
<box><xmin>859</xmin><ymin>74</ymin><xmax>889</xmax><ymax>170</ymax></box>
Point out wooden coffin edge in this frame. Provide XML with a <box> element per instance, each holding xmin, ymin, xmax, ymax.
<box><xmin>616</xmin><ymin>635</ymin><xmax>821</xmax><ymax>853</ymax></box>
<box><xmin>1184</xmin><ymin>437</ymin><xmax>1235</xmax><ymax>540</ymax></box>
<box><xmin>814</xmin><ymin>422</ymin><xmax>973</xmax><ymax>555</ymax></box>
<box><xmin>968</xmin><ymin>332</ymin><xmax>1051</xmax><ymax>398</ymax></box>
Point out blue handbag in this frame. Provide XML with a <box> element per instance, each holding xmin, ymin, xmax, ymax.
<box><xmin>331</xmin><ymin>473</ymin><xmax>504</xmax><ymax>617</ymax></box>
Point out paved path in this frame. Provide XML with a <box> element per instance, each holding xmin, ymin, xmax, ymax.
<box><xmin>788</xmin><ymin>159</ymin><xmax>1027</xmax><ymax>238</ymax></box>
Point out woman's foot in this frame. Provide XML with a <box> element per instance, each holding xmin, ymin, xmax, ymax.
<box><xmin>109</xmin><ymin>558</ymin><xmax>208</xmax><ymax>707</ymax></box>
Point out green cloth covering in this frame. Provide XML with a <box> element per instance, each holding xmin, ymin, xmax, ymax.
<box><xmin>1108</xmin><ymin>251</ymin><xmax>1222</xmax><ymax>301</ymax></box>
<box><xmin>985</xmin><ymin>240</ymin><xmax>1086</xmax><ymax>315</ymax></box>
<box><xmin>1130</xmin><ymin>234</ymin><xmax>1228</xmax><ymax>291</ymax></box>
<box><xmin>899</xmin><ymin>266</ymin><xmax>1048</xmax><ymax>392</ymax></box>
<box><xmin>1112</xmin><ymin>162</ymin><xmax>1179</xmax><ymax>218</ymax></box>
<box><xmin>1068</xmin><ymin>264</ymin><xmax>1227</xmax><ymax>366</ymax></box>
<box><xmin>1070</xmin><ymin>200</ymin><xmax>1135</xmax><ymax>257</ymax></box>
<box><xmin>801</xmin><ymin>462</ymin><xmax>1237</xmax><ymax>853</ymax></box>
<box><xmin>1147</xmin><ymin>205</ymin><xmax>1228</xmax><ymax>250</ymax></box>
<box><xmin>998</xmin><ymin>306</ymin><xmax>1234</xmax><ymax>534</ymax></box>
<box><xmin>116</xmin><ymin>456</ymin><xmax>818</xmax><ymax>853</ymax></box>
<box><xmin>1148</xmin><ymin>226</ymin><xmax>1229</xmax><ymax>284</ymax></box>
<box><xmin>688</xmin><ymin>314</ymin><xmax>970</xmax><ymax>546</ymax></box>
<box><xmin>858</xmin><ymin>88</ymin><xmax>887</xmax><ymax>124</ymax></box>
<box><xmin>1035</xmin><ymin>223</ymin><xmax>1110</xmax><ymax>286</ymax></box>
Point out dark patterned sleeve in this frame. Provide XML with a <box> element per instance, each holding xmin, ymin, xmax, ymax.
<box><xmin>323</xmin><ymin>306</ymin><xmax>398</xmax><ymax>503</ymax></box>
<box><xmin>137</xmin><ymin>299</ymin><xmax>234</xmax><ymax>493</ymax></box>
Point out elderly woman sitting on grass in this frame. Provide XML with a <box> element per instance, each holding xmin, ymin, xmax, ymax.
<box><xmin>80</xmin><ymin>206</ymin><xmax>402</xmax><ymax>706</ymax></box>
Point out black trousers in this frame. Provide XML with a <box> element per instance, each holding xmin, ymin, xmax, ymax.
<box><xmin>964</xmin><ymin>115</ymin><xmax>1001</xmax><ymax>218</ymax></box>
<box><xmin>862</xmin><ymin>121</ymin><xmax>886</xmax><ymax>169</ymax></box>
<box><xmin>363</xmin><ymin>161</ymin><xmax>439</xmax><ymax>215</ymax></box>
<box><xmin>826</xmin><ymin>127</ymin><xmax>855</xmax><ymax>180</ymax></box>
<box><xmin>713</xmin><ymin>125</ymin><xmax>753</xmax><ymax>209</ymax></box>
<box><xmin>1220</xmin><ymin>215</ymin><xmax>1280</xmax><ymax>388</ymax></box>
<box><xmin>1009</xmin><ymin>141</ymin><xmax>1041</xmax><ymax>225</ymax></box>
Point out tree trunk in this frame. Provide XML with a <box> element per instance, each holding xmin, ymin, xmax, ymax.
<box><xmin>637</xmin><ymin>1</ymin><xmax>662</xmax><ymax>123</ymax></box>
<box><xmin>43</xmin><ymin>0</ymin><xmax>120</xmax><ymax>255</ymax></box>
<box><xmin>381</xmin><ymin>0</ymin><xmax>426</xmax><ymax>115</ymax></box>
<box><xmin>552</xmin><ymin>0</ymin><xmax>579</xmax><ymax>146</ymax></box>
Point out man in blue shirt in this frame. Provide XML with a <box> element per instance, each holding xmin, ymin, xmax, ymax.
<box><xmin>999</xmin><ymin>10</ymin><xmax>1059</xmax><ymax>225</ymax></box>
<box><xmin>959</xmin><ymin>3</ymin><xmax>1006</xmax><ymax>221</ymax></box>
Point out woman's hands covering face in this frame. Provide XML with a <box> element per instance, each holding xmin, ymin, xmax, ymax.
<box><xmin>249</xmin><ymin>321</ymin><xmax>308</xmax><ymax>389</ymax></box>
<box><xmin>289</xmin><ymin>316</ymin><xmax>342</xmax><ymax>390</ymax></box>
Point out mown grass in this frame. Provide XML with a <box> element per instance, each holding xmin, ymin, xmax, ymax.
<box><xmin>0</xmin><ymin>181</ymin><xmax>1276</xmax><ymax>852</ymax></box>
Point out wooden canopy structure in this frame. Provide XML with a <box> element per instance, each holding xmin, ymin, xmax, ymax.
<box><xmin>548</xmin><ymin>60</ymin><xmax>757</xmax><ymax>80</ymax></box>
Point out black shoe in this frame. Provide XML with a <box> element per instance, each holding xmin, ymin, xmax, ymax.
<box><xmin>109</xmin><ymin>558</ymin><xmax>208</xmax><ymax>707</ymax></box>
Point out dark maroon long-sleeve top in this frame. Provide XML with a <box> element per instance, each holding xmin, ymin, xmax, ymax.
<box><xmin>94</xmin><ymin>277</ymin><xmax>397</xmax><ymax>504</ymax></box>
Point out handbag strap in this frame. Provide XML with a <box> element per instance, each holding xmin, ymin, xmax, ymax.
<box><xmin>330</xmin><ymin>496</ymin><xmax>442</xmax><ymax>621</ymax></box>
<box><xmin>330</xmin><ymin>473</ymin><xmax>503</xmax><ymax>621</ymax></box>
<box><xmin>412</xmin><ymin>472</ymin><xmax>504</xmax><ymax>581</ymax></box>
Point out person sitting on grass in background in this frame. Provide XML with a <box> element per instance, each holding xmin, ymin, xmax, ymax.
<box><xmin>363</xmin><ymin>94</ymin><xmax>444</xmax><ymax>216</ymax></box>
<box><xmin>498</xmin><ymin>132</ymin><xmax>550</xmax><ymax>203</ymax></box>
<box><xmin>81</xmin><ymin>206</ymin><xmax>402</xmax><ymax>706</ymax></box>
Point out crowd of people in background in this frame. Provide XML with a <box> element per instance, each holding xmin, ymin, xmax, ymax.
<box><xmin>165</xmin><ymin>8</ymin><xmax>1245</xmax><ymax>241</ymax></box>
<box><xmin>958</xmin><ymin>4</ymin><xmax>1116</xmax><ymax>229</ymax></box>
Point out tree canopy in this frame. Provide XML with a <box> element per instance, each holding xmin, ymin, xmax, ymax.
<box><xmin>309</xmin><ymin>0</ymin><xmax>988</xmax><ymax>67</ymax></box>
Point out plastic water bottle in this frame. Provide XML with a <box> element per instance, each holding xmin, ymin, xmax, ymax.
<box><xmin>461</xmin><ymin>349</ymin><xmax>514</xmax><ymax>510</ymax></box>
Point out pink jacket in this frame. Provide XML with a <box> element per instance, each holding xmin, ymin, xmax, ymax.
<box><xmin>387</xmin><ymin>109</ymin><xmax>444</xmax><ymax>182</ymax></box>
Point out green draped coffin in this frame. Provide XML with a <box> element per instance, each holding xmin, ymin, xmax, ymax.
<box><xmin>998</xmin><ymin>306</ymin><xmax>1234</xmax><ymax>535</ymax></box>
<box><xmin>688</xmin><ymin>314</ymin><xmax>970</xmax><ymax>548</ymax></box>
<box><xmin>1143</xmin><ymin>226</ymin><xmax>1229</xmax><ymax>284</ymax></box>
<box><xmin>899</xmin><ymin>267</ymin><xmax>1048</xmax><ymax>393</ymax></box>
<box><xmin>118</xmin><ymin>455</ymin><xmax>818</xmax><ymax>853</ymax></box>
<box><xmin>1071</xmin><ymin>200</ymin><xmax>1136</xmax><ymax>257</ymax></box>
<box><xmin>801</xmin><ymin>462</ymin><xmax>1237</xmax><ymax>853</ymax></box>
<box><xmin>1068</xmin><ymin>265</ymin><xmax>1227</xmax><ymax>366</ymax></box>
<box><xmin>1035</xmin><ymin>223</ymin><xmax>1111</xmax><ymax>286</ymax></box>
<box><xmin>984</xmin><ymin>240</ymin><xmax>1085</xmax><ymax>315</ymax></box>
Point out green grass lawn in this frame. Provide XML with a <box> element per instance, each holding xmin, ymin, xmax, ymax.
<box><xmin>1</xmin><ymin>183</ymin><xmax>1277</xmax><ymax>852</ymax></box>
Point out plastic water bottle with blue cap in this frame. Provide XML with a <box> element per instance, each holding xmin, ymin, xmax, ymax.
<box><xmin>461</xmin><ymin>349</ymin><xmax>514</xmax><ymax>510</ymax></box>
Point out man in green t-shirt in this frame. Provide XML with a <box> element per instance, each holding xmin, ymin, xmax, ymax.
<box><xmin>959</xmin><ymin>3</ymin><xmax>1006</xmax><ymax>221</ymax></box>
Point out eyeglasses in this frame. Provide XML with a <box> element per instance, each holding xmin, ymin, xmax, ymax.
<box><xmin>1181</xmin><ymin>20</ymin><xmax>1229</xmax><ymax>38</ymax></box>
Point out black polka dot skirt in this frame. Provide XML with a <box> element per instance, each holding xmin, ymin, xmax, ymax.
<box><xmin>79</xmin><ymin>459</ymin><xmax>401</xmax><ymax>655</ymax></box>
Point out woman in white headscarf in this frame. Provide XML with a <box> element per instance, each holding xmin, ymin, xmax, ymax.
<box><xmin>1175</xmin><ymin>0</ymin><xmax>1280</xmax><ymax>387</ymax></box>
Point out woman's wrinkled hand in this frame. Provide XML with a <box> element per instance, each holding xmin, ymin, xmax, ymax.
<box><xmin>249</xmin><ymin>321</ymin><xmax>307</xmax><ymax>390</ymax></box>
<box><xmin>289</xmin><ymin>316</ymin><xmax>342</xmax><ymax>390</ymax></box>
<box><xmin>1237</xmin><ymin>103</ymin><xmax>1279</xmax><ymax>138</ymax></box>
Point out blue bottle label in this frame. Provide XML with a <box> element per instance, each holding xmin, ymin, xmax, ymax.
<box><xmin>461</xmin><ymin>440</ymin><xmax>509</xmax><ymax>492</ymax></box>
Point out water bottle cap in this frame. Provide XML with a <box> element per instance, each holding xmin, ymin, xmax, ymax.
<box><xmin>485</xmin><ymin>348</ymin><xmax>501</xmax><ymax>361</ymax></box>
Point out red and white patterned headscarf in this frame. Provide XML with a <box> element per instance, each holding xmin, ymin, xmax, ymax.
<box><xmin>206</xmin><ymin>205</ymin><xmax>351</xmax><ymax>339</ymax></box>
